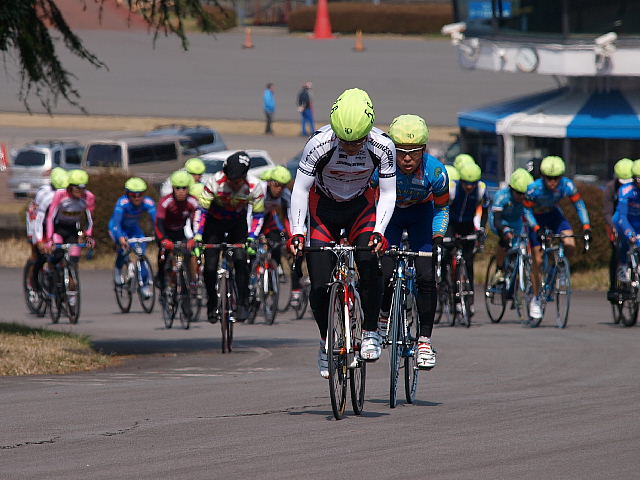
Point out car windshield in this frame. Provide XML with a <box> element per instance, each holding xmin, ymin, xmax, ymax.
<box><xmin>14</xmin><ymin>150</ymin><xmax>46</xmax><ymax>167</ymax></box>
<box><xmin>204</xmin><ymin>160</ymin><xmax>224</xmax><ymax>174</ymax></box>
<box><xmin>86</xmin><ymin>144</ymin><xmax>122</xmax><ymax>167</ymax></box>
<box><xmin>250</xmin><ymin>156</ymin><xmax>268</xmax><ymax>168</ymax></box>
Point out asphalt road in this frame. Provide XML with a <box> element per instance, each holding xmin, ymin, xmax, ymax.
<box><xmin>0</xmin><ymin>29</ymin><xmax>555</xmax><ymax>124</ymax></box>
<box><xmin>1</xmin><ymin>267</ymin><xmax>639</xmax><ymax>479</ymax></box>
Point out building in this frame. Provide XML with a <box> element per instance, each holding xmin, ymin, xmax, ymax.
<box><xmin>444</xmin><ymin>0</ymin><xmax>640</xmax><ymax>185</ymax></box>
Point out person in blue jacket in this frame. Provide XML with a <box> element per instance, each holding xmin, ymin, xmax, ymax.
<box><xmin>109</xmin><ymin>177</ymin><xmax>157</xmax><ymax>295</ymax></box>
<box><xmin>523</xmin><ymin>156</ymin><xmax>591</xmax><ymax>320</ymax></box>
<box><xmin>613</xmin><ymin>159</ymin><xmax>640</xmax><ymax>283</ymax></box>
<box><xmin>372</xmin><ymin>115</ymin><xmax>449</xmax><ymax>370</ymax></box>
<box><xmin>263</xmin><ymin>83</ymin><xmax>276</xmax><ymax>135</ymax></box>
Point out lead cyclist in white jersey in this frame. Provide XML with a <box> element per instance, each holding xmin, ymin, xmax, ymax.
<box><xmin>288</xmin><ymin>88</ymin><xmax>397</xmax><ymax>378</ymax></box>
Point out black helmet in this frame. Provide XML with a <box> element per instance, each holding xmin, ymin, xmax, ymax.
<box><xmin>224</xmin><ymin>151</ymin><xmax>251</xmax><ymax>180</ymax></box>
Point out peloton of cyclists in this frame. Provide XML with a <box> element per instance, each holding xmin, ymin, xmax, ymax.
<box><xmin>109</xmin><ymin>177</ymin><xmax>157</xmax><ymax>298</ymax></box>
<box><xmin>374</xmin><ymin>114</ymin><xmax>449</xmax><ymax>370</ymax></box>
<box><xmin>160</xmin><ymin>157</ymin><xmax>206</xmax><ymax>196</ymax></box>
<box><xmin>613</xmin><ymin>159</ymin><xmax>640</xmax><ymax>284</ymax></box>
<box><xmin>523</xmin><ymin>156</ymin><xmax>592</xmax><ymax>320</ymax></box>
<box><xmin>193</xmin><ymin>151</ymin><xmax>266</xmax><ymax>323</ymax></box>
<box><xmin>288</xmin><ymin>87</ymin><xmax>396</xmax><ymax>378</ymax></box>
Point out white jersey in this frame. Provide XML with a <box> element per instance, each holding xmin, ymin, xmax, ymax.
<box><xmin>290</xmin><ymin>125</ymin><xmax>396</xmax><ymax>235</ymax></box>
<box><xmin>32</xmin><ymin>185</ymin><xmax>56</xmax><ymax>243</ymax></box>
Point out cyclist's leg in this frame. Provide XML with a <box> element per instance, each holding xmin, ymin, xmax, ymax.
<box><xmin>227</xmin><ymin>219</ymin><xmax>249</xmax><ymax>317</ymax></box>
<box><xmin>453</xmin><ymin>222</ymin><xmax>476</xmax><ymax>303</ymax></box>
<box><xmin>202</xmin><ymin>223</ymin><xmax>224</xmax><ymax>315</ymax></box>
<box><xmin>265</xmin><ymin>230</ymin><xmax>283</xmax><ymax>266</ymax></box>
<box><xmin>496</xmin><ymin>234</ymin><xmax>511</xmax><ymax>270</ymax></box>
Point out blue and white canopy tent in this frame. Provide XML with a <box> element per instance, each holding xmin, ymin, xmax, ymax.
<box><xmin>458</xmin><ymin>88</ymin><xmax>640</xmax><ymax>183</ymax></box>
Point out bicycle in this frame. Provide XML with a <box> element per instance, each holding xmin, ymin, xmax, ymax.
<box><xmin>441</xmin><ymin>233</ymin><xmax>478</xmax><ymax>328</ymax></box>
<box><xmin>279</xmin><ymin>253</ymin><xmax>311</xmax><ymax>320</ymax></box>
<box><xmin>382</xmin><ymin>247</ymin><xmax>433</xmax><ymax>408</ymax></box>
<box><xmin>246</xmin><ymin>235</ymin><xmax>280</xmax><ymax>325</ymax></box>
<box><xmin>484</xmin><ymin>231</ymin><xmax>533</xmax><ymax>323</ymax></box>
<box><xmin>159</xmin><ymin>242</ymin><xmax>192</xmax><ymax>330</ymax></box>
<box><xmin>612</xmin><ymin>244</ymin><xmax>640</xmax><ymax>328</ymax></box>
<box><xmin>23</xmin><ymin>257</ymin><xmax>46</xmax><ymax>316</ymax></box>
<box><xmin>528</xmin><ymin>230</ymin><xmax>589</xmax><ymax>328</ymax></box>
<box><xmin>202</xmin><ymin>242</ymin><xmax>245</xmax><ymax>353</ymax></box>
<box><xmin>45</xmin><ymin>243</ymin><xmax>86</xmax><ymax>325</ymax></box>
<box><xmin>304</xmin><ymin>244</ymin><xmax>368</xmax><ymax>420</ymax></box>
<box><xmin>190</xmin><ymin>251</ymin><xmax>206</xmax><ymax>323</ymax></box>
<box><xmin>114</xmin><ymin>237</ymin><xmax>156</xmax><ymax>314</ymax></box>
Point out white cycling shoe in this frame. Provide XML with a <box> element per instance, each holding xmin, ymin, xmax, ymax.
<box><xmin>416</xmin><ymin>337</ymin><xmax>436</xmax><ymax>370</ymax></box>
<box><xmin>361</xmin><ymin>330</ymin><xmax>382</xmax><ymax>361</ymax></box>
<box><xmin>318</xmin><ymin>340</ymin><xmax>329</xmax><ymax>379</ymax></box>
<box><xmin>529</xmin><ymin>297</ymin><xmax>542</xmax><ymax>319</ymax></box>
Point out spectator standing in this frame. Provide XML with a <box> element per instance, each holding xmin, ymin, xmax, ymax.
<box><xmin>297</xmin><ymin>81</ymin><xmax>315</xmax><ymax>136</ymax></box>
<box><xmin>263</xmin><ymin>83</ymin><xmax>276</xmax><ymax>135</ymax></box>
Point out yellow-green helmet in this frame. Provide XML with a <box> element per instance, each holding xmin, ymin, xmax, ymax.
<box><xmin>125</xmin><ymin>177</ymin><xmax>147</xmax><ymax>193</ymax></box>
<box><xmin>50</xmin><ymin>167</ymin><xmax>69</xmax><ymax>189</ymax></box>
<box><xmin>185</xmin><ymin>157</ymin><xmax>205</xmax><ymax>175</ymax></box>
<box><xmin>632</xmin><ymin>159</ymin><xmax>640</xmax><ymax>178</ymax></box>
<box><xmin>189</xmin><ymin>182</ymin><xmax>205</xmax><ymax>197</ymax></box>
<box><xmin>454</xmin><ymin>154</ymin><xmax>475</xmax><ymax>171</ymax></box>
<box><xmin>509</xmin><ymin>168</ymin><xmax>534</xmax><ymax>193</ymax></box>
<box><xmin>329</xmin><ymin>88</ymin><xmax>375</xmax><ymax>141</ymax></box>
<box><xmin>614</xmin><ymin>158</ymin><xmax>633</xmax><ymax>180</ymax></box>
<box><xmin>170</xmin><ymin>170</ymin><xmax>192</xmax><ymax>188</ymax></box>
<box><xmin>267</xmin><ymin>166</ymin><xmax>292</xmax><ymax>185</ymax></box>
<box><xmin>540</xmin><ymin>156</ymin><xmax>565</xmax><ymax>176</ymax></box>
<box><xmin>445</xmin><ymin>165</ymin><xmax>460</xmax><ymax>181</ymax></box>
<box><xmin>459</xmin><ymin>162</ymin><xmax>482</xmax><ymax>182</ymax></box>
<box><xmin>388</xmin><ymin>114</ymin><xmax>429</xmax><ymax>145</ymax></box>
<box><xmin>68</xmin><ymin>169</ymin><xmax>89</xmax><ymax>186</ymax></box>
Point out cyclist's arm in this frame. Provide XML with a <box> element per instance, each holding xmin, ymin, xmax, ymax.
<box><xmin>108</xmin><ymin>200</ymin><xmax>126</xmax><ymax>242</ymax></box>
<box><xmin>45</xmin><ymin>190</ymin><xmax>63</xmax><ymax>242</ymax></box>
<box><xmin>84</xmin><ymin>191</ymin><xmax>96</xmax><ymax>237</ymax></box>
<box><xmin>523</xmin><ymin>197</ymin><xmax>539</xmax><ymax>232</ymax></box>
<box><xmin>145</xmin><ymin>197</ymin><xmax>157</xmax><ymax>224</ymax></box>
<box><xmin>155</xmin><ymin>199</ymin><xmax>168</xmax><ymax>241</ymax></box>
<box><xmin>248</xmin><ymin>181</ymin><xmax>266</xmax><ymax>239</ymax></box>
<box><xmin>374</xmin><ymin>175</ymin><xmax>396</xmax><ymax>234</ymax></box>
<box><xmin>473</xmin><ymin>182</ymin><xmax>489</xmax><ymax>230</ymax></box>
<box><xmin>430</xmin><ymin>162</ymin><xmax>450</xmax><ymax>238</ymax></box>
<box><xmin>33</xmin><ymin>192</ymin><xmax>53</xmax><ymax>243</ymax></box>
<box><xmin>290</xmin><ymin>171</ymin><xmax>314</xmax><ymax>236</ymax></box>
<box><xmin>565</xmin><ymin>178</ymin><xmax>591</xmax><ymax>229</ymax></box>
<box><xmin>615</xmin><ymin>188</ymin><xmax>637</xmax><ymax>241</ymax></box>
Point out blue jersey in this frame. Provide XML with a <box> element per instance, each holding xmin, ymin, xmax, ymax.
<box><xmin>449</xmin><ymin>180</ymin><xmax>489</xmax><ymax>225</ymax></box>
<box><xmin>614</xmin><ymin>182</ymin><xmax>640</xmax><ymax>241</ymax></box>
<box><xmin>109</xmin><ymin>195</ymin><xmax>157</xmax><ymax>241</ymax></box>
<box><xmin>372</xmin><ymin>153</ymin><xmax>449</xmax><ymax>237</ymax></box>
<box><xmin>524</xmin><ymin>177</ymin><xmax>590</xmax><ymax>229</ymax></box>
<box><xmin>489</xmin><ymin>187</ymin><xmax>526</xmax><ymax>235</ymax></box>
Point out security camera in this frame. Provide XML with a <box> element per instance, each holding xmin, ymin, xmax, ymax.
<box><xmin>441</xmin><ymin>22</ymin><xmax>467</xmax><ymax>36</ymax></box>
<box><xmin>595</xmin><ymin>32</ymin><xmax>617</xmax><ymax>46</ymax></box>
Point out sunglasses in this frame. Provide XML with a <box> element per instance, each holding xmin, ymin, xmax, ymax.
<box><xmin>544</xmin><ymin>175</ymin><xmax>561</xmax><ymax>181</ymax></box>
<box><xmin>396</xmin><ymin>146</ymin><xmax>424</xmax><ymax>157</ymax></box>
<box><xmin>340</xmin><ymin>137</ymin><xmax>367</xmax><ymax>148</ymax></box>
<box><xmin>174</xmin><ymin>186</ymin><xmax>189</xmax><ymax>190</ymax></box>
<box><xmin>128</xmin><ymin>192</ymin><xmax>144</xmax><ymax>198</ymax></box>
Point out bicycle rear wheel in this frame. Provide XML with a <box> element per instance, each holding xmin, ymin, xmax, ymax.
<box><xmin>114</xmin><ymin>261</ymin><xmax>132</xmax><ymax>313</ymax></box>
<box><xmin>294</xmin><ymin>283</ymin><xmax>310</xmax><ymax>319</ymax></box>
<box><xmin>456</xmin><ymin>262</ymin><xmax>472</xmax><ymax>328</ymax></box>
<box><xmin>161</xmin><ymin>271</ymin><xmax>177</xmax><ymax>329</ymax></box>
<box><xmin>246</xmin><ymin>263</ymin><xmax>260</xmax><ymax>325</ymax></box>
<box><xmin>617</xmin><ymin>269</ymin><xmax>639</xmax><ymax>327</ymax></box>
<box><xmin>262</xmin><ymin>260</ymin><xmax>279</xmax><ymax>325</ymax></box>
<box><xmin>389</xmin><ymin>281</ymin><xmax>403</xmax><ymax>409</ymax></box>
<box><xmin>484</xmin><ymin>256</ymin><xmax>506</xmax><ymax>323</ymax></box>
<box><xmin>514</xmin><ymin>256</ymin><xmax>533</xmax><ymax>322</ymax></box>
<box><xmin>404</xmin><ymin>289</ymin><xmax>420</xmax><ymax>404</ymax></box>
<box><xmin>327</xmin><ymin>283</ymin><xmax>348</xmax><ymax>420</ymax></box>
<box><xmin>64</xmin><ymin>263</ymin><xmax>81</xmax><ymax>324</ymax></box>
<box><xmin>555</xmin><ymin>259</ymin><xmax>571</xmax><ymax>328</ymax></box>
<box><xmin>349</xmin><ymin>291</ymin><xmax>366</xmax><ymax>415</ymax></box>
<box><xmin>136</xmin><ymin>256</ymin><xmax>155</xmax><ymax>314</ymax></box>
<box><xmin>23</xmin><ymin>259</ymin><xmax>43</xmax><ymax>314</ymax></box>
<box><xmin>48</xmin><ymin>270</ymin><xmax>61</xmax><ymax>324</ymax></box>
<box><xmin>277</xmin><ymin>256</ymin><xmax>292</xmax><ymax>313</ymax></box>
<box><xmin>177</xmin><ymin>268</ymin><xmax>191</xmax><ymax>330</ymax></box>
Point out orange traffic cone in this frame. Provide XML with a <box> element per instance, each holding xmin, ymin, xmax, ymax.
<box><xmin>242</xmin><ymin>27</ymin><xmax>254</xmax><ymax>49</ymax></box>
<box><xmin>313</xmin><ymin>0</ymin><xmax>334</xmax><ymax>39</ymax></box>
<box><xmin>353</xmin><ymin>30</ymin><xmax>366</xmax><ymax>52</ymax></box>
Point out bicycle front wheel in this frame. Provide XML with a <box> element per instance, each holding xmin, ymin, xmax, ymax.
<box><xmin>294</xmin><ymin>284</ymin><xmax>310</xmax><ymax>320</ymax></box>
<box><xmin>48</xmin><ymin>271</ymin><xmax>61</xmax><ymax>324</ymax></box>
<box><xmin>456</xmin><ymin>262</ymin><xmax>472</xmax><ymax>328</ymax></box>
<box><xmin>23</xmin><ymin>259</ymin><xmax>43</xmax><ymax>314</ymax></box>
<box><xmin>555</xmin><ymin>259</ymin><xmax>571</xmax><ymax>328</ymax></box>
<box><xmin>349</xmin><ymin>291</ymin><xmax>366</xmax><ymax>415</ymax></box>
<box><xmin>389</xmin><ymin>281</ymin><xmax>403</xmax><ymax>409</ymax></box>
<box><xmin>617</xmin><ymin>268</ymin><xmax>639</xmax><ymax>327</ymax></box>
<box><xmin>161</xmin><ymin>271</ymin><xmax>177</xmax><ymax>329</ymax></box>
<box><xmin>262</xmin><ymin>260</ymin><xmax>279</xmax><ymax>325</ymax></box>
<box><xmin>177</xmin><ymin>267</ymin><xmax>191</xmax><ymax>330</ymax></box>
<box><xmin>136</xmin><ymin>256</ymin><xmax>155</xmax><ymax>314</ymax></box>
<box><xmin>114</xmin><ymin>262</ymin><xmax>133</xmax><ymax>313</ymax></box>
<box><xmin>514</xmin><ymin>256</ymin><xmax>533</xmax><ymax>322</ymax></box>
<box><xmin>404</xmin><ymin>289</ymin><xmax>420</xmax><ymax>404</ymax></box>
<box><xmin>277</xmin><ymin>256</ymin><xmax>292</xmax><ymax>313</ymax></box>
<box><xmin>64</xmin><ymin>263</ymin><xmax>81</xmax><ymax>324</ymax></box>
<box><xmin>484</xmin><ymin>256</ymin><xmax>506</xmax><ymax>323</ymax></box>
<box><xmin>327</xmin><ymin>283</ymin><xmax>348</xmax><ymax>420</ymax></box>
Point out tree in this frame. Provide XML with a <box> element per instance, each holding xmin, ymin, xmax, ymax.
<box><xmin>0</xmin><ymin>0</ymin><xmax>222</xmax><ymax>112</ymax></box>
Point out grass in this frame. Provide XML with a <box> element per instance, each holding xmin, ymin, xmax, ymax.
<box><xmin>0</xmin><ymin>322</ymin><xmax>116</xmax><ymax>375</ymax></box>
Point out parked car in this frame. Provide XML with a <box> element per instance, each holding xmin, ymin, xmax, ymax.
<box><xmin>146</xmin><ymin>125</ymin><xmax>227</xmax><ymax>157</ymax></box>
<box><xmin>9</xmin><ymin>141</ymin><xmax>84</xmax><ymax>197</ymax></box>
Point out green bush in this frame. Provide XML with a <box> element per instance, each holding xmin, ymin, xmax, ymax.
<box><xmin>288</xmin><ymin>2</ymin><xmax>453</xmax><ymax>34</ymax></box>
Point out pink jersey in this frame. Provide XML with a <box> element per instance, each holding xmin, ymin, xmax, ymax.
<box><xmin>46</xmin><ymin>189</ymin><xmax>96</xmax><ymax>241</ymax></box>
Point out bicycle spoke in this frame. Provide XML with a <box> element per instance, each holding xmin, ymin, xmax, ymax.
<box><xmin>389</xmin><ymin>282</ymin><xmax>403</xmax><ymax>408</ymax></box>
<box><xmin>555</xmin><ymin>260</ymin><xmax>571</xmax><ymax>328</ymax></box>
<box><xmin>484</xmin><ymin>256</ymin><xmax>506</xmax><ymax>323</ymax></box>
<box><xmin>404</xmin><ymin>290</ymin><xmax>420</xmax><ymax>404</ymax></box>
<box><xmin>349</xmin><ymin>290</ymin><xmax>366</xmax><ymax>415</ymax></box>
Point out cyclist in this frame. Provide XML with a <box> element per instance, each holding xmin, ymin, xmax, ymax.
<box><xmin>453</xmin><ymin>153</ymin><xmax>475</xmax><ymax>172</ymax></box>
<box><xmin>193</xmin><ymin>151</ymin><xmax>266</xmax><ymax>322</ymax></box>
<box><xmin>613</xmin><ymin>159</ymin><xmax>640</xmax><ymax>284</ymax></box>
<box><xmin>488</xmin><ymin>168</ymin><xmax>534</xmax><ymax>282</ymax></box>
<box><xmin>448</xmin><ymin>159</ymin><xmax>489</xmax><ymax>314</ymax></box>
<box><xmin>31</xmin><ymin>168</ymin><xmax>69</xmax><ymax>290</ymax></box>
<box><xmin>374</xmin><ymin>114</ymin><xmax>448</xmax><ymax>370</ymax></box>
<box><xmin>160</xmin><ymin>157</ymin><xmax>206</xmax><ymax>196</ymax></box>
<box><xmin>155</xmin><ymin>171</ymin><xmax>199</xmax><ymax>290</ymax></box>
<box><xmin>288</xmin><ymin>87</ymin><xmax>396</xmax><ymax>377</ymax></box>
<box><xmin>108</xmin><ymin>177</ymin><xmax>157</xmax><ymax>297</ymax></box>
<box><xmin>524</xmin><ymin>156</ymin><xmax>591</xmax><ymax>320</ymax></box>
<box><xmin>604</xmin><ymin>158</ymin><xmax>633</xmax><ymax>301</ymax></box>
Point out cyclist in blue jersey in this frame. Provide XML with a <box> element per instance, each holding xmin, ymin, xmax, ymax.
<box><xmin>448</xmin><ymin>157</ymin><xmax>490</xmax><ymax>313</ymax></box>
<box><xmin>109</xmin><ymin>177</ymin><xmax>157</xmax><ymax>297</ymax></box>
<box><xmin>613</xmin><ymin>160</ymin><xmax>640</xmax><ymax>283</ymax></box>
<box><xmin>523</xmin><ymin>156</ymin><xmax>591</xmax><ymax>319</ymax></box>
<box><xmin>373</xmin><ymin>114</ymin><xmax>448</xmax><ymax>369</ymax></box>
<box><xmin>489</xmin><ymin>168</ymin><xmax>534</xmax><ymax>282</ymax></box>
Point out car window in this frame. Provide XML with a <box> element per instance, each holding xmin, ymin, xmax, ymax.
<box><xmin>250</xmin><ymin>156</ymin><xmax>268</xmax><ymax>168</ymax></box>
<box><xmin>128</xmin><ymin>145</ymin><xmax>154</xmax><ymax>164</ymax></box>
<box><xmin>188</xmin><ymin>131</ymin><xmax>215</xmax><ymax>147</ymax></box>
<box><xmin>86</xmin><ymin>144</ymin><xmax>123</xmax><ymax>167</ymax></box>
<box><xmin>152</xmin><ymin>143</ymin><xmax>179</xmax><ymax>162</ymax></box>
<box><xmin>64</xmin><ymin>147</ymin><xmax>83</xmax><ymax>165</ymax></box>
<box><xmin>204</xmin><ymin>160</ymin><xmax>224</xmax><ymax>174</ymax></box>
<box><xmin>53</xmin><ymin>150</ymin><xmax>61</xmax><ymax>166</ymax></box>
<box><xmin>14</xmin><ymin>150</ymin><xmax>46</xmax><ymax>167</ymax></box>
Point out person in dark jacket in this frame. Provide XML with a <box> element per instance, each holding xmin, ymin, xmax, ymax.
<box><xmin>297</xmin><ymin>81</ymin><xmax>315</xmax><ymax>136</ymax></box>
<box><xmin>604</xmin><ymin>158</ymin><xmax>634</xmax><ymax>302</ymax></box>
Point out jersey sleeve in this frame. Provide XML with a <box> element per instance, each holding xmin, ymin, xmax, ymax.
<box><xmin>374</xmin><ymin>175</ymin><xmax>396</xmax><ymax>234</ymax></box>
<box><xmin>45</xmin><ymin>190</ymin><xmax>63</xmax><ymax>242</ymax></box>
<box><xmin>84</xmin><ymin>191</ymin><xmax>96</xmax><ymax>237</ymax></box>
<box><xmin>155</xmin><ymin>197</ymin><xmax>168</xmax><ymax>240</ymax></box>
<box><xmin>523</xmin><ymin>185</ymin><xmax>539</xmax><ymax>231</ymax></box>
<box><xmin>144</xmin><ymin>197</ymin><xmax>157</xmax><ymax>224</ymax></box>
<box><xmin>615</xmin><ymin>185</ymin><xmax>637</xmax><ymax>240</ymax></box>
<box><xmin>563</xmin><ymin>178</ymin><xmax>590</xmax><ymax>228</ymax></box>
<box><xmin>428</xmin><ymin>158</ymin><xmax>450</xmax><ymax>237</ymax></box>
<box><xmin>108</xmin><ymin>198</ymin><xmax>126</xmax><ymax>241</ymax></box>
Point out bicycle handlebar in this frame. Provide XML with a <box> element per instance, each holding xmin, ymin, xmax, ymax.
<box><xmin>201</xmin><ymin>243</ymin><xmax>246</xmax><ymax>249</ymax></box>
<box><xmin>126</xmin><ymin>236</ymin><xmax>155</xmax><ymax>243</ymax></box>
<box><xmin>54</xmin><ymin>243</ymin><xmax>87</xmax><ymax>249</ymax></box>
<box><xmin>442</xmin><ymin>234</ymin><xmax>478</xmax><ymax>243</ymax></box>
<box><xmin>304</xmin><ymin>245</ymin><xmax>374</xmax><ymax>253</ymax></box>
<box><xmin>385</xmin><ymin>249</ymin><xmax>433</xmax><ymax>257</ymax></box>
